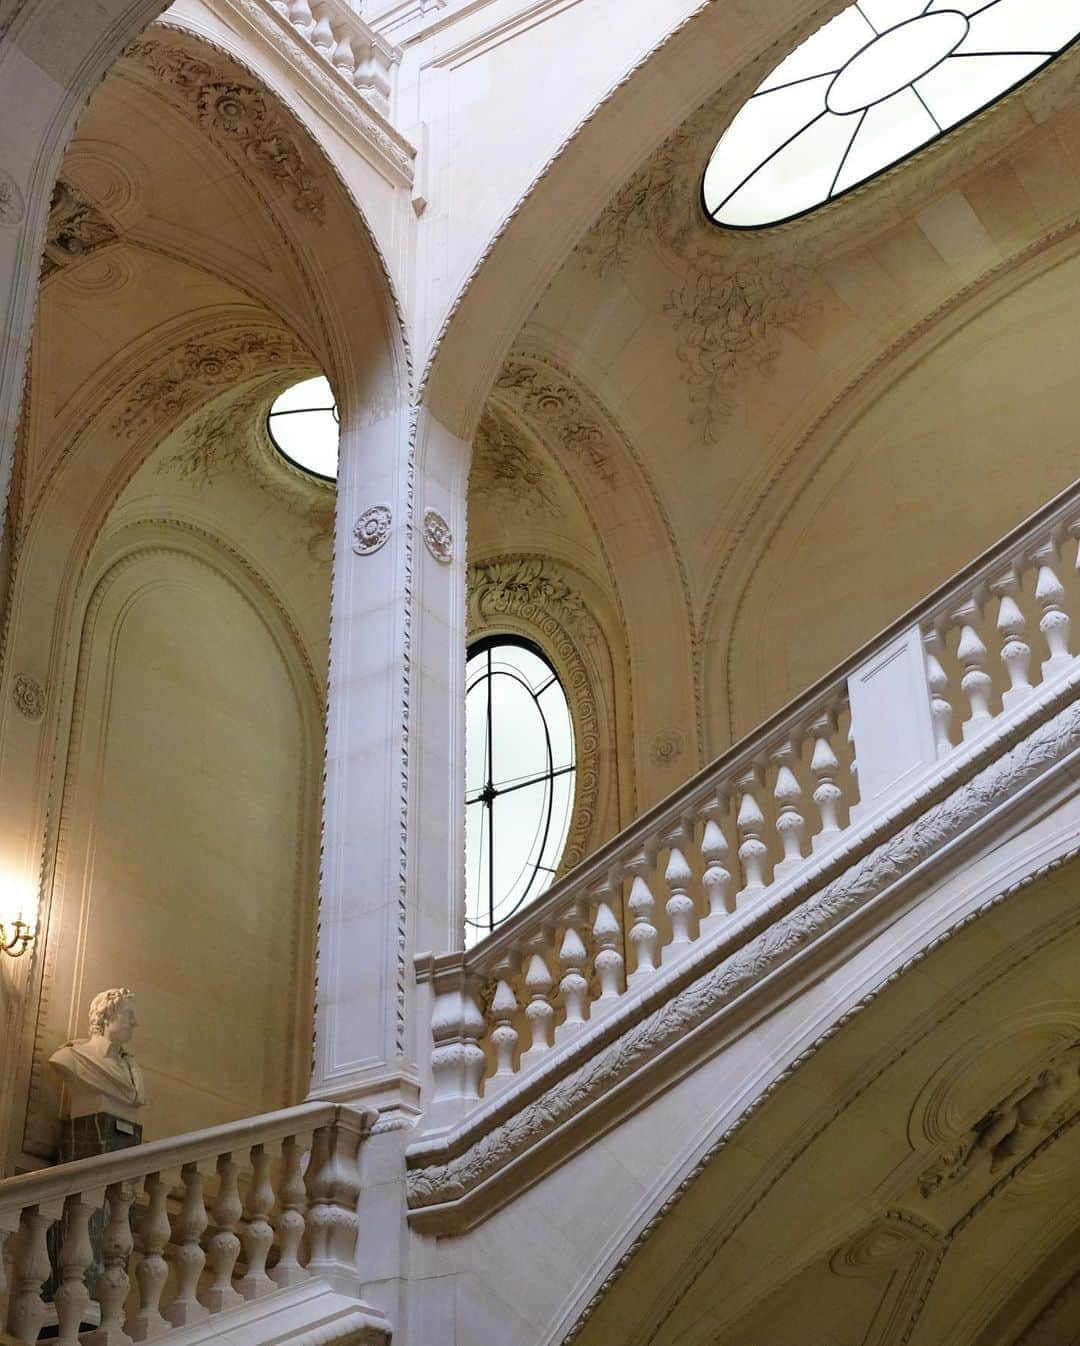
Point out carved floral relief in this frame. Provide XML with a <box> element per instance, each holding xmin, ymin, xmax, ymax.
<box><xmin>40</xmin><ymin>181</ymin><xmax>118</xmax><ymax>280</ymax></box>
<box><xmin>124</xmin><ymin>38</ymin><xmax>326</xmax><ymax>219</ymax></box>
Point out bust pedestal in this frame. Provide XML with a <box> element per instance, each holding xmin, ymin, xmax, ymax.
<box><xmin>59</xmin><ymin>1111</ymin><xmax>142</xmax><ymax>1163</ymax></box>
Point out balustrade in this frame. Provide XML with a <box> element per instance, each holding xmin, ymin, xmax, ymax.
<box><xmin>417</xmin><ymin>483</ymin><xmax>1080</xmax><ymax>1109</ymax></box>
<box><xmin>266</xmin><ymin>0</ymin><xmax>399</xmax><ymax>117</ymax></box>
<box><xmin>0</xmin><ymin>1102</ymin><xmax>376</xmax><ymax>1346</ymax></box>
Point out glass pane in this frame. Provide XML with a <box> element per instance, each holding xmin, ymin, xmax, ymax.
<box><xmin>491</xmin><ymin>780</ymin><xmax>550</xmax><ymax>923</ymax></box>
<box><xmin>490</xmin><ymin>671</ymin><xmax>549</xmax><ymax>789</ymax></box>
<box><xmin>268</xmin><ymin>375</ymin><xmax>340</xmax><ymax>479</ymax></box>
<box><xmin>704</xmin><ymin>0</ymin><xmax>1080</xmax><ymax>228</ymax></box>
<box><xmin>465</xmin><ymin>654</ymin><xmax>490</xmax><ymax>796</ymax></box>
<box><xmin>463</xmin><ymin>639</ymin><xmax>577</xmax><ymax>944</ymax></box>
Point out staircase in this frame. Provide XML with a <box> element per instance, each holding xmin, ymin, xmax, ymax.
<box><xmin>0</xmin><ymin>482</ymin><xmax>1078</xmax><ymax>1345</ymax></box>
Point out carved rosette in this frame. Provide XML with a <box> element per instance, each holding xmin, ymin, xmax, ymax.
<box><xmin>353</xmin><ymin>505</ymin><xmax>393</xmax><ymax>556</ymax></box>
<box><xmin>650</xmin><ymin>729</ymin><xmax>685</xmax><ymax>768</ymax></box>
<box><xmin>422</xmin><ymin>509</ymin><xmax>453</xmax><ymax>564</ymax></box>
<box><xmin>12</xmin><ymin>675</ymin><xmax>45</xmax><ymax>721</ymax></box>
<box><xmin>124</xmin><ymin>38</ymin><xmax>326</xmax><ymax>219</ymax></box>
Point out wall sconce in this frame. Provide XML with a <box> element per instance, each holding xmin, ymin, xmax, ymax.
<box><xmin>0</xmin><ymin>914</ymin><xmax>34</xmax><ymax>958</ymax></box>
<box><xmin>0</xmin><ymin>877</ymin><xmax>37</xmax><ymax>958</ymax></box>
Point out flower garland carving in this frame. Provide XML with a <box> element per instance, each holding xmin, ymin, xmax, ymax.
<box><xmin>422</xmin><ymin>509</ymin><xmax>453</xmax><ymax>564</ymax></box>
<box><xmin>353</xmin><ymin>504</ymin><xmax>393</xmax><ymax>556</ymax></box>
<box><xmin>112</xmin><ymin>329</ymin><xmax>308</xmax><ymax>438</ymax></box>
<box><xmin>12</xmin><ymin>675</ymin><xmax>45</xmax><ymax>722</ymax></box>
<box><xmin>0</xmin><ymin>167</ymin><xmax>26</xmax><ymax>227</ymax></box>
<box><xmin>41</xmin><ymin>181</ymin><xmax>118</xmax><ymax>280</ymax></box>
<box><xmin>470</xmin><ymin>411</ymin><xmax>556</xmax><ymax>520</ymax></box>
<box><xmin>495</xmin><ymin>361</ymin><xmax>616</xmax><ymax>486</ymax></box>
<box><xmin>124</xmin><ymin>38</ymin><xmax>326</xmax><ymax>219</ymax></box>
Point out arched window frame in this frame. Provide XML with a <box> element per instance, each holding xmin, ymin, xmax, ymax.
<box><xmin>465</xmin><ymin>633</ymin><xmax>577</xmax><ymax>943</ymax></box>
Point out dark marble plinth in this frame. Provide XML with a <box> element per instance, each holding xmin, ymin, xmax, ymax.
<box><xmin>59</xmin><ymin>1111</ymin><xmax>142</xmax><ymax>1163</ymax></box>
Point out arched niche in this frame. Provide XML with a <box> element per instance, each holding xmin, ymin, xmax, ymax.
<box><xmin>19</xmin><ymin>525</ymin><xmax>322</xmax><ymax>1158</ymax></box>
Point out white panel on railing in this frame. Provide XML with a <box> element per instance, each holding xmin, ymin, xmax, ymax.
<box><xmin>847</xmin><ymin>627</ymin><xmax>937</xmax><ymax>812</ymax></box>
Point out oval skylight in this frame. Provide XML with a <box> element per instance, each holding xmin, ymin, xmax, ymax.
<box><xmin>267</xmin><ymin>376</ymin><xmax>339</xmax><ymax>481</ymax></box>
<box><xmin>703</xmin><ymin>1</ymin><xmax>1080</xmax><ymax>229</ymax></box>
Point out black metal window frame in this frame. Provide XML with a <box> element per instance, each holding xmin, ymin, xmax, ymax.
<box><xmin>703</xmin><ymin>7</ymin><xmax>1080</xmax><ymax>232</ymax></box>
<box><xmin>465</xmin><ymin>634</ymin><xmax>576</xmax><ymax>940</ymax></box>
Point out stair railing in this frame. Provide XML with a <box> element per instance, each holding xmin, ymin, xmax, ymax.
<box><xmin>418</xmin><ymin>480</ymin><xmax>1080</xmax><ymax>1123</ymax></box>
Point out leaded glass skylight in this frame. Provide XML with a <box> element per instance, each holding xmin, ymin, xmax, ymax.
<box><xmin>267</xmin><ymin>376</ymin><xmax>339</xmax><ymax>481</ymax></box>
<box><xmin>703</xmin><ymin>1</ymin><xmax>1080</xmax><ymax>229</ymax></box>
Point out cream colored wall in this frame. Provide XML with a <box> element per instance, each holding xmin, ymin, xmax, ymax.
<box><xmin>718</xmin><ymin>248</ymin><xmax>1080</xmax><ymax>739</ymax></box>
<box><xmin>29</xmin><ymin>544</ymin><xmax>314</xmax><ymax>1147</ymax></box>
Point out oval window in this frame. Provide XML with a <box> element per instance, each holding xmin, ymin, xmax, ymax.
<box><xmin>465</xmin><ymin>638</ymin><xmax>577</xmax><ymax>945</ymax></box>
<box><xmin>703</xmin><ymin>1</ymin><xmax>1080</xmax><ymax>229</ymax></box>
<box><xmin>267</xmin><ymin>375</ymin><xmax>339</xmax><ymax>481</ymax></box>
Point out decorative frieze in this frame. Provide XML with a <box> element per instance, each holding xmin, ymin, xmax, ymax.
<box><xmin>495</xmin><ymin>360</ymin><xmax>616</xmax><ymax>486</ymax></box>
<box><xmin>124</xmin><ymin>38</ymin><xmax>327</xmax><ymax>219</ymax></box>
<box><xmin>112</xmin><ymin>328</ymin><xmax>307</xmax><ymax>438</ymax></box>
<box><xmin>40</xmin><ymin>181</ymin><xmax>118</xmax><ymax>280</ymax></box>
<box><xmin>470</xmin><ymin>410</ymin><xmax>556</xmax><ymax>519</ymax></box>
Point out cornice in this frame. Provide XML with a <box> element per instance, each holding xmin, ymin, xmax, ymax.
<box><xmin>405</xmin><ymin>668</ymin><xmax>1080</xmax><ymax>1231</ymax></box>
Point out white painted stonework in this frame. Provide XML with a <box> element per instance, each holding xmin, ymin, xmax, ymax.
<box><xmin>1</xmin><ymin>0</ymin><xmax>1080</xmax><ymax>1343</ymax></box>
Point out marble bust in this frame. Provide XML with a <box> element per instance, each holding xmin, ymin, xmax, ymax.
<box><xmin>49</xmin><ymin>988</ymin><xmax>146</xmax><ymax>1122</ymax></box>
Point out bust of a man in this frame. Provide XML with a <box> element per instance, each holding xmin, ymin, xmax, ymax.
<box><xmin>49</xmin><ymin>988</ymin><xmax>146</xmax><ymax>1122</ymax></box>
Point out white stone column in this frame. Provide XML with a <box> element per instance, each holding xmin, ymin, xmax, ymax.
<box><xmin>310</xmin><ymin>402</ymin><xmax>469</xmax><ymax>1119</ymax></box>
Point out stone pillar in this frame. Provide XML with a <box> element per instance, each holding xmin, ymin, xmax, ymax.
<box><xmin>310</xmin><ymin>402</ymin><xmax>469</xmax><ymax>1120</ymax></box>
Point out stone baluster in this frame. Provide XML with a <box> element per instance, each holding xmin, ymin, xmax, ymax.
<box><xmin>310</xmin><ymin>6</ymin><xmax>337</xmax><ymax>54</ymax></box>
<box><xmin>237</xmin><ymin>1145</ymin><xmax>276</xmax><ymax>1301</ymax></box>
<box><xmin>270</xmin><ymin>1136</ymin><xmax>309</xmax><ymax>1288</ymax></box>
<box><xmin>488</xmin><ymin>959</ymin><xmax>520</xmax><ymax>1081</ymax></box>
<box><xmin>736</xmin><ymin>766</ymin><xmax>769</xmax><ymax>897</ymax></box>
<box><xmin>992</xmin><ymin>568</ymin><xmax>1032</xmax><ymax>710</ymax></box>
<box><xmin>129</xmin><ymin>1172</ymin><xmax>173</xmax><ymax>1340</ymax></box>
<box><xmin>558</xmin><ymin>906</ymin><xmax>591</xmax><ymax>1030</ymax></box>
<box><xmin>332</xmin><ymin>34</ymin><xmax>356</xmax><ymax>78</ymax></box>
<box><xmin>847</xmin><ymin>715</ymin><xmax>859</xmax><ymax>798</ymax></box>
<box><xmin>6</xmin><ymin>1204</ymin><xmax>58</xmax><ymax>1345</ymax></box>
<box><xmin>286</xmin><ymin>0</ymin><xmax>315</xmax><ymax>36</ymax></box>
<box><xmin>1033</xmin><ymin>540</ymin><xmax>1072</xmax><ymax>679</ymax></box>
<box><xmin>809</xmin><ymin>712</ymin><xmax>843</xmax><ymax>851</ymax></box>
<box><xmin>204</xmin><ymin>1154</ymin><xmax>244</xmax><ymax>1312</ymax></box>
<box><xmin>55</xmin><ymin>1193</ymin><xmax>99</xmax><ymax>1346</ymax></box>
<box><xmin>663</xmin><ymin>822</ymin><xmax>696</xmax><ymax>954</ymax></box>
<box><xmin>521</xmin><ymin>944</ymin><xmax>556</xmax><ymax>1064</ymax></box>
<box><xmin>304</xmin><ymin>1112</ymin><xmax>368</xmax><ymax>1295</ymax></box>
<box><xmin>772</xmin><ymin>742</ymin><xmax>807</xmax><ymax>879</ymax></box>
<box><xmin>166</xmin><ymin>1163</ymin><xmax>210</xmax><ymax>1327</ymax></box>
<box><xmin>591</xmin><ymin>878</ymin><xmax>625</xmax><ymax>1004</ymax></box>
<box><xmin>923</xmin><ymin>628</ymin><xmax>953</xmax><ymax>757</ymax></box>
<box><xmin>625</xmin><ymin>849</ymin><xmax>659</xmax><ymax>983</ymax></box>
<box><xmin>0</xmin><ymin>1218</ymin><xmax>15</xmax><ymax>1310</ymax></box>
<box><xmin>698</xmin><ymin>793</ymin><xmax>733</xmax><ymax>929</ymax></box>
<box><xmin>951</xmin><ymin>600</ymin><xmax>993</xmax><ymax>740</ymax></box>
<box><xmin>85</xmin><ymin>1180</ymin><xmax>135</xmax><ymax>1346</ymax></box>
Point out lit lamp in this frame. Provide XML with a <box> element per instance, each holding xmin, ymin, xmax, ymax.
<box><xmin>0</xmin><ymin>878</ymin><xmax>37</xmax><ymax>958</ymax></box>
